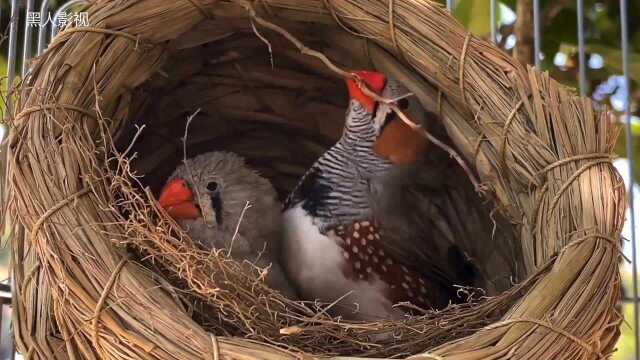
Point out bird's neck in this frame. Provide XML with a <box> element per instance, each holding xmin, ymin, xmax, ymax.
<box><xmin>286</xmin><ymin>104</ymin><xmax>393</xmax><ymax>230</ymax></box>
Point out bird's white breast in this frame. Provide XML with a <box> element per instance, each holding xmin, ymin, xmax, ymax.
<box><xmin>282</xmin><ymin>204</ymin><xmax>402</xmax><ymax>320</ymax></box>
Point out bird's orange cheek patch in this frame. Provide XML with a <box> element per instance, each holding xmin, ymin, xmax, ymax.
<box><xmin>374</xmin><ymin>118</ymin><xmax>428</xmax><ymax>165</ymax></box>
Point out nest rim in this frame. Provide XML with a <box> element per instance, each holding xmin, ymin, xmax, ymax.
<box><xmin>5</xmin><ymin>0</ymin><xmax>625</xmax><ymax>359</ymax></box>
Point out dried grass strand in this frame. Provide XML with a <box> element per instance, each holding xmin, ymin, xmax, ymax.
<box><xmin>16</xmin><ymin>104</ymin><xmax>97</xmax><ymax>122</ymax></box>
<box><xmin>485</xmin><ymin>318</ymin><xmax>603</xmax><ymax>358</ymax></box>
<box><xmin>185</xmin><ymin>0</ymin><xmax>214</xmax><ymax>19</ymax></box>
<box><xmin>387</xmin><ymin>0</ymin><xmax>408</xmax><ymax>64</ymax></box>
<box><xmin>322</xmin><ymin>0</ymin><xmax>372</xmax><ymax>39</ymax></box>
<box><xmin>458</xmin><ymin>33</ymin><xmax>472</xmax><ymax>104</ymax></box>
<box><xmin>56</xmin><ymin>27</ymin><xmax>142</xmax><ymax>45</ymax></box>
<box><xmin>30</xmin><ymin>187</ymin><xmax>92</xmax><ymax>244</ymax></box>
<box><xmin>5</xmin><ymin>0</ymin><xmax>624</xmax><ymax>359</ymax></box>
<box><xmin>548</xmin><ymin>159</ymin><xmax>613</xmax><ymax>214</ymax></box>
<box><xmin>92</xmin><ymin>256</ymin><xmax>129</xmax><ymax>351</ymax></box>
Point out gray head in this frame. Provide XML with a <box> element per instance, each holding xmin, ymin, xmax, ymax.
<box><xmin>159</xmin><ymin>151</ymin><xmax>280</xmax><ymax>238</ymax></box>
<box><xmin>371</xmin><ymin>77</ymin><xmax>413</xmax><ymax>135</ymax></box>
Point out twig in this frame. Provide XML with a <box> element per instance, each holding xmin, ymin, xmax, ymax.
<box><xmin>121</xmin><ymin>124</ymin><xmax>146</xmax><ymax>158</ymax></box>
<box><xmin>250</xmin><ymin>18</ymin><xmax>274</xmax><ymax>69</ymax></box>
<box><xmin>228</xmin><ymin>200</ymin><xmax>252</xmax><ymax>257</ymax></box>
<box><xmin>394</xmin><ymin>109</ymin><xmax>486</xmax><ymax>193</ymax></box>
<box><xmin>182</xmin><ymin>108</ymin><xmax>203</xmax><ymax>214</ymax></box>
<box><xmin>242</xmin><ymin>2</ymin><xmax>486</xmax><ymax>193</ymax></box>
<box><xmin>279</xmin><ymin>290</ymin><xmax>354</xmax><ymax>335</ymax></box>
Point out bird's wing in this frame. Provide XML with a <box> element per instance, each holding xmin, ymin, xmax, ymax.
<box><xmin>330</xmin><ymin>219</ymin><xmax>457</xmax><ymax>309</ymax></box>
<box><xmin>374</xmin><ymin>160</ymin><xmax>478</xmax><ymax>292</ymax></box>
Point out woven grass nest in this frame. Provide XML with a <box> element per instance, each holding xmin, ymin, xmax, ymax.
<box><xmin>4</xmin><ymin>0</ymin><xmax>627</xmax><ymax>359</ymax></box>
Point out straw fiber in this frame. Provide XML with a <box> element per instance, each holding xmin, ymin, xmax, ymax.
<box><xmin>4</xmin><ymin>0</ymin><xmax>625</xmax><ymax>359</ymax></box>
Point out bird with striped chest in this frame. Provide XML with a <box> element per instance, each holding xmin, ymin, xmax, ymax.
<box><xmin>282</xmin><ymin>71</ymin><xmax>463</xmax><ymax>321</ymax></box>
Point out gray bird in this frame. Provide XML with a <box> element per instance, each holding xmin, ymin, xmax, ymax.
<box><xmin>158</xmin><ymin>151</ymin><xmax>298</xmax><ymax>298</ymax></box>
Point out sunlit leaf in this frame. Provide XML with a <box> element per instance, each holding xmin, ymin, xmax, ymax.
<box><xmin>453</xmin><ymin>0</ymin><xmax>496</xmax><ymax>37</ymax></box>
<box><xmin>586</xmin><ymin>44</ymin><xmax>640</xmax><ymax>83</ymax></box>
<box><xmin>614</xmin><ymin>122</ymin><xmax>640</xmax><ymax>182</ymax></box>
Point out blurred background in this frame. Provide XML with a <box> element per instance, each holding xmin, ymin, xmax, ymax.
<box><xmin>0</xmin><ymin>0</ymin><xmax>638</xmax><ymax>358</ymax></box>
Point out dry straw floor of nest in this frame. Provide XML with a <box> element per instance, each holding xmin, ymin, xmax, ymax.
<box><xmin>4</xmin><ymin>0</ymin><xmax>626</xmax><ymax>359</ymax></box>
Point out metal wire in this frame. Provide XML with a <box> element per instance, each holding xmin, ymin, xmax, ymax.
<box><xmin>446</xmin><ymin>0</ymin><xmax>454</xmax><ymax>12</ymax></box>
<box><xmin>619</xmin><ymin>0</ymin><xmax>639</xmax><ymax>358</ymax></box>
<box><xmin>38</xmin><ymin>0</ymin><xmax>52</xmax><ymax>55</ymax></box>
<box><xmin>533</xmin><ymin>0</ymin><xmax>541</xmax><ymax>67</ymax></box>
<box><xmin>6</xmin><ymin>0</ymin><xmax>20</xmax><ymax>120</ymax></box>
<box><xmin>50</xmin><ymin>0</ymin><xmax>88</xmax><ymax>40</ymax></box>
<box><xmin>21</xmin><ymin>0</ymin><xmax>35</xmax><ymax>76</ymax></box>
<box><xmin>490</xmin><ymin>0</ymin><xmax>497</xmax><ymax>44</ymax></box>
<box><xmin>577</xmin><ymin>0</ymin><xmax>587</xmax><ymax>96</ymax></box>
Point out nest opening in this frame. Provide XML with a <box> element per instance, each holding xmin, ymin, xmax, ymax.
<box><xmin>8</xmin><ymin>1</ymin><xmax>624</xmax><ymax>358</ymax></box>
<box><xmin>109</xmin><ymin>21</ymin><xmax>524</xmax><ymax>354</ymax></box>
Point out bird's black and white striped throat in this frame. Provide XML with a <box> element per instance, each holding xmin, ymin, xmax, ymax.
<box><xmin>285</xmin><ymin>102</ymin><xmax>392</xmax><ymax>231</ymax></box>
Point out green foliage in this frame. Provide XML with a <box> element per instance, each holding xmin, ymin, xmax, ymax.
<box><xmin>614</xmin><ymin>300</ymin><xmax>635</xmax><ymax>360</ymax></box>
<box><xmin>614</xmin><ymin>123</ymin><xmax>640</xmax><ymax>184</ymax></box>
<box><xmin>587</xmin><ymin>44</ymin><xmax>640</xmax><ymax>83</ymax></box>
<box><xmin>453</xmin><ymin>0</ymin><xmax>498</xmax><ymax>37</ymax></box>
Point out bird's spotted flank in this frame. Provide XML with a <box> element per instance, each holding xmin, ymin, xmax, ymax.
<box><xmin>331</xmin><ymin>219</ymin><xmax>442</xmax><ymax>310</ymax></box>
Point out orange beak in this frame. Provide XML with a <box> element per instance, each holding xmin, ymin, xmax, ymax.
<box><xmin>158</xmin><ymin>178</ymin><xmax>201</xmax><ymax>220</ymax></box>
<box><xmin>346</xmin><ymin>70</ymin><xmax>386</xmax><ymax>113</ymax></box>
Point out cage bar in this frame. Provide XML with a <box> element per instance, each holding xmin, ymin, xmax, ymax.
<box><xmin>38</xmin><ymin>0</ymin><xmax>52</xmax><ymax>55</ymax></box>
<box><xmin>533</xmin><ymin>0</ymin><xmax>541</xmax><ymax>67</ymax></box>
<box><xmin>21</xmin><ymin>0</ymin><xmax>35</xmax><ymax>76</ymax></box>
<box><xmin>6</xmin><ymin>0</ymin><xmax>20</xmax><ymax>119</ymax></box>
<box><xmin>620</xmin><ymin>0</ymin><xmax>639</xmax><ymax>358</ymax></box>
<box><xmin>490</xmin><ymin>0</ymin><xmax>497</xmax><ymax>44</ymax></box>
<box><xmin>577</xmin><ymin>0</ymin><xmax>587</xmax><ymax>96</ymax></box>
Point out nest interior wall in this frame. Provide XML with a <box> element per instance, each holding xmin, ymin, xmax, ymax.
<box><xmin>117</xmin><ymin>24</ymin><xmax>523</xmax><ymax>295</ymax></box>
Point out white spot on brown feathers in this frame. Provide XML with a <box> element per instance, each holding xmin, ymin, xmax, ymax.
<box><xmin>330</xmin><ymin>219</ymin><xmax>447</xmax><ymax>311</ymax></box>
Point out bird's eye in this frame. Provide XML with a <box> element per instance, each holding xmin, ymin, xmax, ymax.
<box><xmin>397</xmin><ymin>98</ymin><xmax>409</xmax><ymax>110</ymax></box>
<box><xmin>206</xmin><ymin>181</ymin><xmax>219</xmax><ymax>192</ymax></box>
